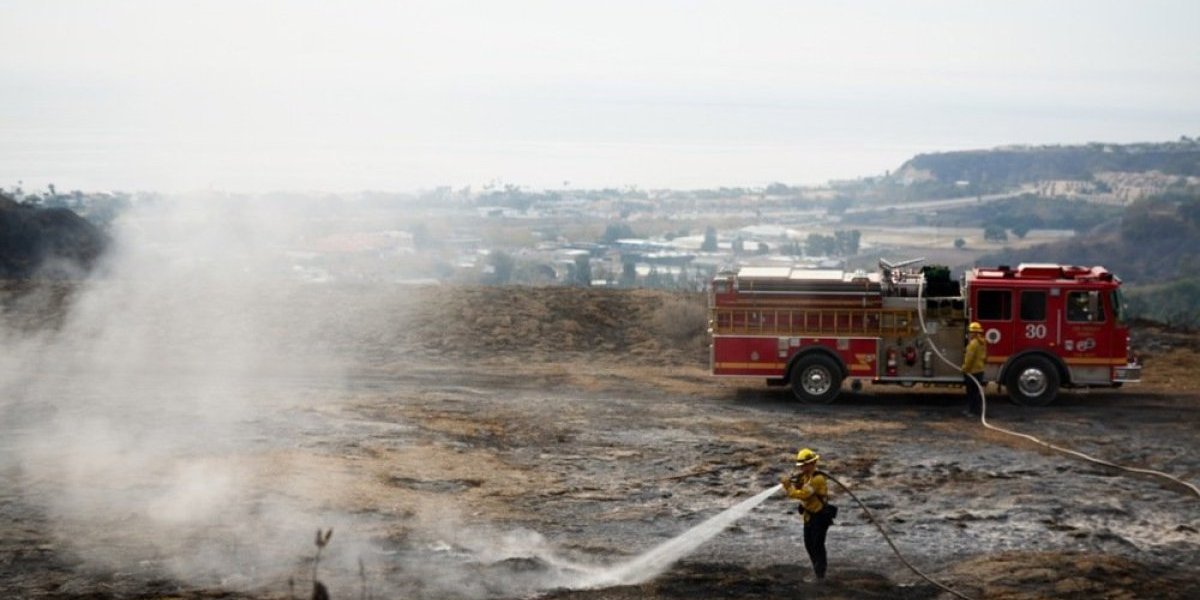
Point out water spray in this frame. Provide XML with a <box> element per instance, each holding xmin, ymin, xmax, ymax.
<box><xmin>578</xmin><ymin>472</ymin><xmax>977</xmax><ymax>598</ymax></box>
<box><xmin>580</xmin><ymin>484</ymin><xmax>783</xmax><ymax>588</ymax></box>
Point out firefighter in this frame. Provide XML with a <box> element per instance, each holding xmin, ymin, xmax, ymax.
<box><xmin>962</xmin><ymin>321</ymin><xmax>987</xmax><ymax>416</ymax></box>
<box><xmin>780</xmin><ymin>448</ymin><xmax>834</xmax><ymax>582</ymax></box>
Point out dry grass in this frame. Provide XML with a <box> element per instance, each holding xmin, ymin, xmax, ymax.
<box><xmin>1137</xmin><ymin>347</ymin><xmax>1200</xmax><ymax>393</ymax></box>
<box><xmin>651</xmin><ymin>295</ymin><xmax>708</xmax><ymax>343</ymax></box>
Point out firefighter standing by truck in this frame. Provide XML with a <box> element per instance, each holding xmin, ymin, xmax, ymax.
<box><xmin>962</xmin><ymin>321</ymin><xmax>987</xmax><ymax>416</ymax></box>
<box><xmin>780</xmin><ymin>448</ymin><xmax>835</xmax><ymax>582</ymax></box>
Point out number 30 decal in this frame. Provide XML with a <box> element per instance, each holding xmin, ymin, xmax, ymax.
<box><xmin>1025</xmin><ymin>324</ymin><xmax>1047</xmax><ymax>339</ymax></box>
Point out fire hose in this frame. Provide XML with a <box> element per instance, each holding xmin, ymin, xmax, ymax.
<box><xmin>822</xmin><ymin>473</ymin><xmax>976</xmax><ymax>600</ymax></box>
<box><xmin>914</xmin><ymin>277</ymin><xmax>1200</xmax><ymax>498</ymax></box>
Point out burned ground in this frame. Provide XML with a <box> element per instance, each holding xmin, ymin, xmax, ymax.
<box><xmin>1</xmin><ymin>283</ymin><xmax>1197</xmax><ymax>599</ymax></box>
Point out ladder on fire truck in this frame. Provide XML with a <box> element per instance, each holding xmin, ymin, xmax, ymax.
<box><xmin>710</xmin><ymin>306</ymin><xmax>919</xmax><ymax>337</ymax></box>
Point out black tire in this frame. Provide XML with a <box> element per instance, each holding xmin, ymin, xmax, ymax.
<box><xmin>1005</xmin><ymin>355</ymin><xmax>1061</xmax><ymax>406</ymax></box>
<box><xmin>789</xmin><ymin>354</ymin><xmax>843</xmax><ymax>404</ymax></box>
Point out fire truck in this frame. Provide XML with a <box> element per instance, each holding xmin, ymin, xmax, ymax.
<box><xmin>709</xmin><ymin>260</ymin><xmax>1141</xmax><ymax>405</ymax></box>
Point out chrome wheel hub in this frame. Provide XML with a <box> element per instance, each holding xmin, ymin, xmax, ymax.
<box><xmin>802</xmin><ymin>367</ymin><xmax>832</xmax><ymax>396</ymax></box>
<box><xmin>1017</xmin><ymin>368</ymin><xmax>1048</xmax><ymax>397</ymax></box>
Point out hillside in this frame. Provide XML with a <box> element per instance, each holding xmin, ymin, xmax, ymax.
<box><xmin>895</xmin><ymin>139</ymin><xmax>1200</xmax><ymax>191</ymax></box>
<box><xmin>969</xmin><ymin>189</ymin><xmax>1200</xmax><ymax>326</ymax></box>
<box><xmin>0</xmin><ymin>193</ymin><xmax>108</xmax><ymax>278</ymax></box>
<box><xmin>975</xmin><ymin>190</ymin><xmax>1200</xmax><ymax>283</ymax></box>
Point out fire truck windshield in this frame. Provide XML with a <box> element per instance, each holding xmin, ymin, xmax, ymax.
<box><xmin>1112</xmin><ymin>288</ymin><xmax>1130</xmax><ymax>324</ymax></box>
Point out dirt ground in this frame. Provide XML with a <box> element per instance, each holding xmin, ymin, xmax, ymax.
<box><xmin>1</xmin><ymin>282</ymin><xmax>1198</xmax><ymax>599</ymax></box>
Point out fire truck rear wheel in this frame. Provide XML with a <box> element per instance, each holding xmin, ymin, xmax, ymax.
<box><xmin>1005</xmin><ymin>355</ymin><xmax>1061</xmax><ymax>406</ymax></box>
<box><xmin>789</xmin><ymin>355</ymin><xmax>843</xmax><ymax>404</ymax></box>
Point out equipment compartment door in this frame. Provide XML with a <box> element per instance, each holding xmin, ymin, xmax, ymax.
<box><xmin>711</xmin><ymin>336</ymin><xmax>787</xmax><ymax>377</ymax></box>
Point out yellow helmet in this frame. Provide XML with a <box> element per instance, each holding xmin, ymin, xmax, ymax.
<box><xmin>795</xmin><ymin>448</ymin><xmax>820</xmax><ymax>465</ymax></box>
<box><xmin>968</xmin><ymin>321</ymin><xmax>984</xmax><ymax>333</ymax></box>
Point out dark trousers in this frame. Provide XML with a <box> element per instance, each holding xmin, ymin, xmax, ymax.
<box><xmin>803</xmin><ymin>512</ymin><xmax>831</xmax><ymax>578</ymax></box>
<box><xmin>964</xmin><ymin>372</ymin><xmax>985</xmax><ymax>414</ymax></box>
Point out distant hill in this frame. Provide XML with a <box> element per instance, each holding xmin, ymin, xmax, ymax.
<box><xmin>898</xmin><ymin>139</ymin><xmax>1200</xmax><ymax>183</ymax></box>
<box><xmin>975</xmin><ymin>190</ymin><xmax>1200</xmax><ymax>285</ymax></box>
<box><xmin>972</xmin><ymin>189</ymin><xmax>1200</xmax><ymax>327</ymax></box>
<box><xmin>0</xmin><ymin>194</ymin><xmax>108</xmax><ymax>279</ymax></box>
<box><xmin>883</xmin><ymin>138</ymin><xmax>1200</xmax><ymax>204</ymax></box>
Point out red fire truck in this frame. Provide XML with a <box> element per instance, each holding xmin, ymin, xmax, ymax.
<box><xmin>709</xmin><ymin>261</ymin><xmax>1141</xmax><ymax>405</ymax></box>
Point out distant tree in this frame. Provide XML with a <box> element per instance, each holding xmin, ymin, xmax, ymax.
<box><xmin>1126</xmin><ymin>278</ymin><xmax>1200</xmax><ymax>329</ymax></box>
<box><xmin>41</xmin><ymin>193</ymin><xmax>68</xmax><ymax>209</ymax></box>
<box><xmin>954</xmin><ymin>237</ymin><xmax>966</xmax><ymax>249</ymax></box>
<box><xmin>645</xmin><ymin>266</ymin><xmax>662</xmax><ymax>288</ymax></box>
<box><xmin>983</xmin><ymin>225</ymin><xmax>1008</xmax><ymax>242</ymax></box>
<box><xmin>765</xmin><ymin>182</ymin><xmax>792</xmax><ymax>195</ymax></box>
<box><xmin>732</xmin><ymin>237</ymin><xmax>745</xmax><ymax>254</ymax></box>
<box><xmin>1180</xmin><ymin>196</ymin><xmax>1200</xmax><ymax>227</ymax></box>
<box><xmin>82</xmin><ymin>194</ymin><xmax>132</xmax><ymax>231</ymax></box>
<box><xmin>835</xmin><ymin>230</ymin><xmax>861</xmax><ymax>255</ymax></box>
<box><xmin>827</xmin><ymin>196</ymin><xmax>854</xmax><ymax>215</ymax></box>
<box><xmin>701</xmin><ymin>226</ymin><xmax>718</xmax><ymax>252</ymax></box>
<box><xmin>1011</xmin><ymin>224</ymin><xmax>1030</xmax><ymax>239</ymax></box>
<box><xmin>572</xmin><ymin>255</ymin><xmax>592</xmax><ymax>286</ymax></box>
<box><xmin>601</xmin><ymin>222</ymin><xmax>636</xmax><ymax>243</ymax></box>
<box><xmin>621</xmin><ymin>259</ymin><xmax>637</xmax><ymax>286</ymax></box>
<box><xmin>488</xmin><ymin>250</ymin><xmax>515</xmax><ymax>284</ymax></box>
<box><xmin>806</xmin><ymin>233</ymin><xmax>837</xmax><ymax>256</ymax></box>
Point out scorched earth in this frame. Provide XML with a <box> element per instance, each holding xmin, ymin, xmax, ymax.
<box><xmin>1</xmin><ymin>283</ymin><xmax>1197</xmax><ymax>600</ymax></box>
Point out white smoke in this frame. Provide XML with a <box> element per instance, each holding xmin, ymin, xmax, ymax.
<box><xmin>1</xmin><ymin>194</ymin><xmax>775</xmax><ymax>598</ymax></box>
<box><xmin>0</xmin><ymin>194</ymin><xmax>374</xmax><ymax>590</ymax></box>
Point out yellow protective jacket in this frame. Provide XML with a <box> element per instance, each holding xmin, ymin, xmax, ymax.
<box><xmin>962</xmin><ymin>336</ymin><xmax>987</xmax><ymax>374</ymax></box>
<box><xmin>783</xmin><ymin>472</ymin><xmax>827</xmax><ymax>523</ymax></box>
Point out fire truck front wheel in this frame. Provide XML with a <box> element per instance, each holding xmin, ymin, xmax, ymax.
<box><xmin>1005</xmin><ymin>355</ymin><xmax>1061</xmax><ymax>406</ymax></box>
<box><xmin>789</xmin><ymin>355</ymin><xmax>843</xmax><ymax>404</ymax></box>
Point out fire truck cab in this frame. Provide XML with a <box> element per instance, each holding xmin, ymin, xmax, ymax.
<box><xmin>709</xmin><ymin>261</ymin><xmax>1141</xmax><ymax>406</ymax></box>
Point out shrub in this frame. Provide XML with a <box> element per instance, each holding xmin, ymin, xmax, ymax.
<box><xmin>652</xmin><ymin>295</ymin><xmax>707</xmax><ymax>342</ymax></box>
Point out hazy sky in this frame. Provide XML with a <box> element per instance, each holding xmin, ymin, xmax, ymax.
<box><xmin>2</xmin><ymin>0</ymin><xmax>1197</xmax><ymax>193</ymax></box>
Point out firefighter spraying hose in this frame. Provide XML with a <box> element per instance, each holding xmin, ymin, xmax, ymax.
<box><xmin>779</xmin><ymin>448</ymin><xmax>833</xmax><ymax>583</ymax></box>
<box><xmin>780</xmin><ymin>448</ymin><xmax>976</xmax><ymax>599</ymax></box>
<box><xmin>914</xmin><ymin>276</ymin><xmax>1200</xmax><ymax>498</ymax></box>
